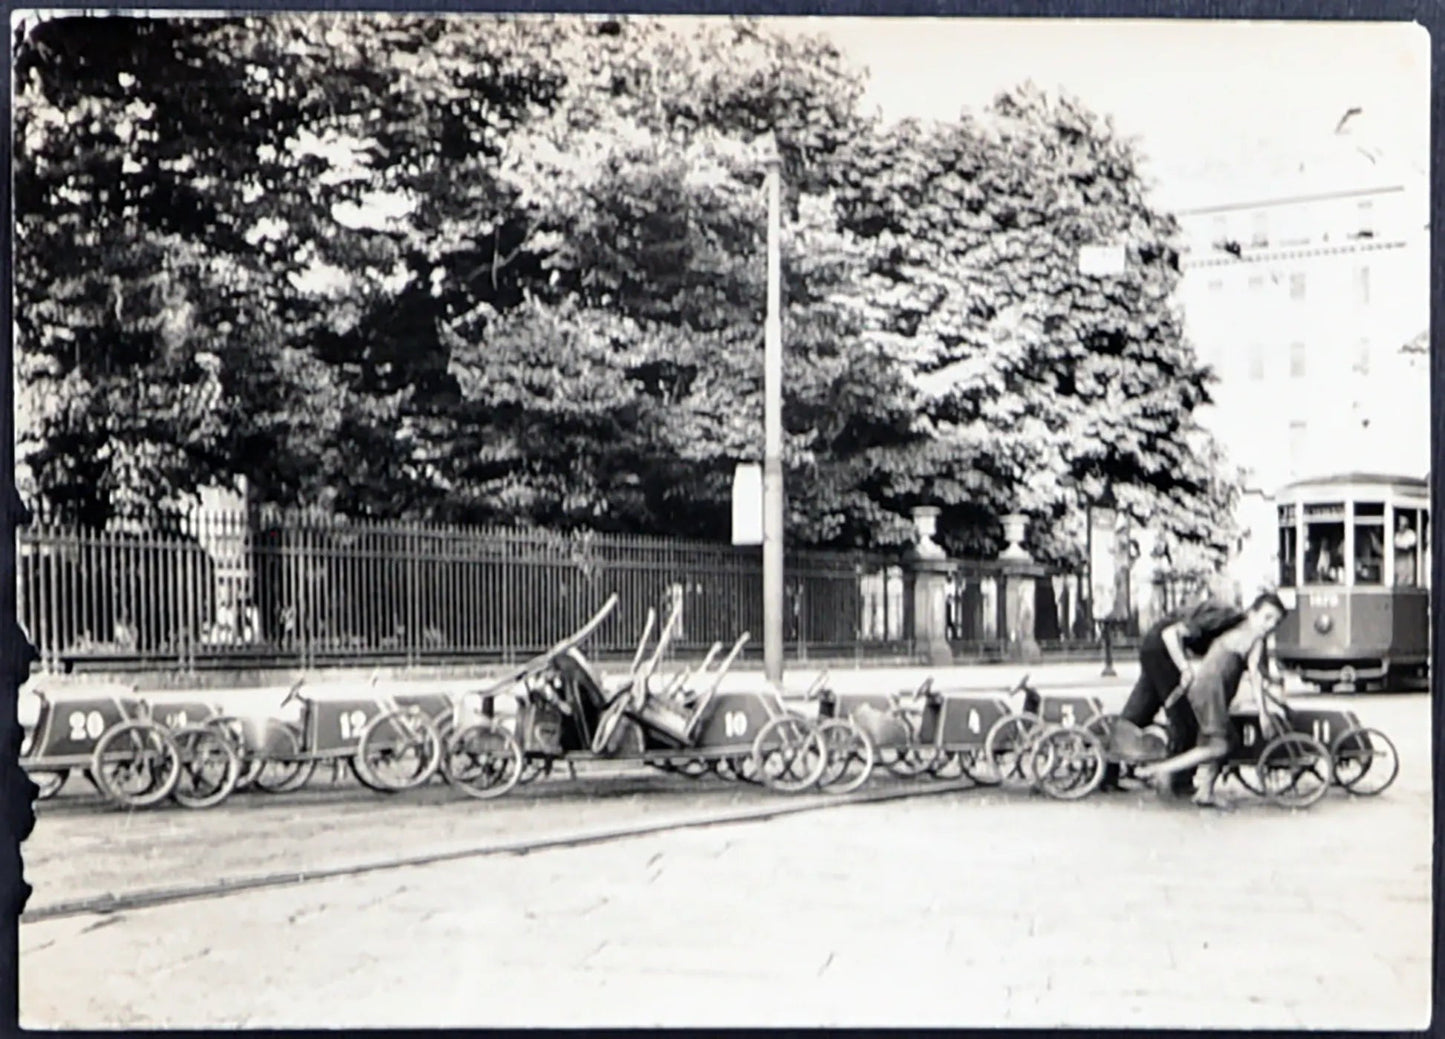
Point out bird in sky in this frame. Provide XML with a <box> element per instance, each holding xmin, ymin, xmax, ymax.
<box><xmin>1335</xmin><ymin>106</ymin><xmax>1363</xmax><ymax>134</ymax></box>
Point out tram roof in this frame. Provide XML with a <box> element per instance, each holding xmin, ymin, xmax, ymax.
<box><xmin>1278</xmin><ymin>472</ymin><xmax>1429</xmax><ymax>495</ymax></box>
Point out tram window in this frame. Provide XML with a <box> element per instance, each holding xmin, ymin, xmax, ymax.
<box><xmin>1353</xmin><ymin>510</ymin><xmax>1384</xmax><ymax>585</ymax></box>
<box><xmin>1393</xmin><ymin>509</ymin><xmax>1420</xmax><ymax>587</ymax></box>
<box><xmin>1277</xmin><ymin>524</ymin><xmax>1297</xmax><ymax>587</ymax></box>
<box><xmin>1305</xmin><ymin>521</ymin><xmax>1345</xmax><ymax>584</ymax></box>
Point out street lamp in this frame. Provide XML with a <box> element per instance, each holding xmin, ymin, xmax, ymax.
<box><xmin>1076</xmin><ymin>240</ymin><xmax>1129</xmax><ymax>678</ymax></box>
<box><xmin>1091</xmin><ymin>482</ymin><xmax>1120</xmax><ymax>678</ymax></box>
<box><xmin>762</xmin><ymin>138</ymin><xmax>784</xmax><ymax>686</ymax></box>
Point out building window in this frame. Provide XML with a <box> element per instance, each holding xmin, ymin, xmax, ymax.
<box><xmin>1355</xmin><ymin>265</ymin><xmax>1371</xmax><ymax>305</ymax></box>
<box><xmin>1208</xmin><ymin>278</ymin><xmax>1224</xmax><ymax>294</ymax></box>
<box><xmin>1249</xmin><ymin>343</ymin><xmax>1266</xmax><ymax>380</ymax></box>
<box><xmin>1248</xmin><ymin>275</ymin><xmax>1265</xmax><ymax>295</ymax></box>
<box><xmin>1289</xmin><ymin>341</ymin><xmax>1306</xmax><ymax>378</ymax></box>
<box><xmin>1289</xmin><ymin>272</ymin><xmax>1307</xmax><ymax>300</ymax></box>
<box><xmin>1250</xmin><ymin>211</ymin><xmax>1268</xmax><ymax>247</ymax></box>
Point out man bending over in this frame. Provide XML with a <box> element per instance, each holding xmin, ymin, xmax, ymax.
<box><xmin>1107</xmin><ymin>594</ymin><xmax>1258</xmax><ymax>793</ymax></box>
<box><xmin>1135</xmin><ymin>592</ymin><xmax>1288</xmax><ymax>809</ymax></box>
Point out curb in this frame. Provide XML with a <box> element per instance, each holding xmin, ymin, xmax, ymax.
<box><xmin>20</xmin><ymin>778</ymin><xmax>978</xmax><ymax>924</ymax></box>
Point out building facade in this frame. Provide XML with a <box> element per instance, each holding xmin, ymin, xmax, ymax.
<box><xmin>1173</xmin><ymin>159</ymin><xmax>1430</xmax><ymax>596</ymax></box>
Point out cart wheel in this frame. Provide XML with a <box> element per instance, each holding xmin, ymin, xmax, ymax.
<box><xmin>717</xmin><ymin>754</ymin><xmax>761</xmax><ymax>784</ymax></box>
<box><xmin>356</xmin><ymin>708</ymin><xmax>443</xmax><ymax>792</ymax></box>
<box><xmin>1221</xmin><ymin>761</ymin><xmax>1265</xmax><ymax>796</ymax></box>
<box><xmin>517</xmin><ymin>756</ymin><xmax>552</xmax><ymax>785</ymax></box>
<box><xmin>251</xmin><ymin>722</ymin><xmax>318</xmax><ymax>794</ymax></box>
<box><xmin>205</xmin><ymin>716</ymin><xmax>260</xmax><ymax>791</ymax></box>
<box><xmin>816</xmin><ymin>719</ymin><xmax>875</xmax><ymax>794</ymax></box>
<box><xmin>347</xmin><ymin>755</ymin><xmax>394</xmax><ymax>793</ymax></box>
<box><xmin>927</xmin><ymin>749</ymin><xmax>968</xmax><ymax>781</ymax></box>
<box><xmin>1029</xmin><ymin>726</ymin><xmax>1107</xmax><ymax>800</ymax></box>
<box><xmin>1256</xmin><ymin>733</ymin><xmax>1334</xmax><ymax>808</ymax></box>
<box><xmin>1082</xmin><ymin>712</ymin><xmax>1117</xmax><ymax>741</ymax></box>
<box><xmin>28</xmin><ymin>770</ymin><xmax>68</xmax><ymax>800</ymax></box>
<box><xmin>443</xmin><ymin>722</ymin><xmax>524</xmax><ymax>800</ymax></box>
<box><xmin>430</xmin><ymin>715</ymin><xmax>456</xmax><ymax>785</ymax></box>
<box><xmin>983</xmin><ymin>712</ymin><xmax>1042</xmax><ymax>788</ymax></box>
<box><xmin>886</xmin><ymin>745</ymin><xmax>941</xmax><ymax>778</ymax></box>
<box><xmin>955</xmin><ymin>746</ymin><xmax>999</xmax><ymax>786</ymax></box>
<box><xmin>871</xmin><ymin>715</ymin><xmax>932</xmax><ymax>778</ymax></box>
<box><xmin>170</xmin><ymin>725</ymin><xmax>242</xmax><ymax>809</ymax></box>
<box><xmin>89</xmin><ymin>720</ymin><xmax>182</xmax><ymax>809</ymax></box>
<box><xmin>678</xmin><ymin>758</ymin><xmax>711</xmax><ymax>779</ymax></box>
<box><xmin>1330</xmin><ymin>727</ymin><xmax>1399</xmax><ymax>796</ymax></box>
<box><xmin>713</xmin><ymin>756</ymin><xmax>756</xmax><ymax>783</ymax></box>
<box><xmin>750</xmin><ymin>715</ymin><xmax>827</xmax><ymax>793</ymax></box>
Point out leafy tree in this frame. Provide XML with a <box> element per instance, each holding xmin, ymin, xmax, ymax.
<box><xmin>14</xmin><ymin>14</ymin><xmax>1238</xmax><ymax>573</ymax></box>
<box><xmin>829</xmin><ymin>85</ymin><xmax>1239</xmax><ymax>564</ymax></box>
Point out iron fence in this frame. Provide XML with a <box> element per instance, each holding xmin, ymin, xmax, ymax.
<box><xmin>16</xmin><ymin>507</ymin><xmax>914</xmax><ymax>674</ymax></box>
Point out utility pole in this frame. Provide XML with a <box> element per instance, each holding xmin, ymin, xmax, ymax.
<box><xmin>763</xmin><ymin>141</ymin><xmax>784</xmax><ymax>686</ymax></box>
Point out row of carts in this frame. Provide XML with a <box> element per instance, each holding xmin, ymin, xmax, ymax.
<box><xmin>21</xmin><ymin>595</ymin><xmax>1400</xmax><ymax>811</ymax></box>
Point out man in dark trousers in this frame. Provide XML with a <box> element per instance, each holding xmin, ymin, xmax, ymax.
<box><xmin>1135</xmin><ymin>592</ymin><xmax>1288</xmax><ymax>808</ymax></box>
<box><xmin>1104</xmin><ymin>592</ymin><xmax>1264</xmax><ymax>794</ymax></box>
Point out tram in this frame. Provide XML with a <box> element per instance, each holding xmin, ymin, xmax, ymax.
<box><xmin>1273</xmin><ymin>472</ymin><xmax>1430</xmax><ymax>690</ymax></box>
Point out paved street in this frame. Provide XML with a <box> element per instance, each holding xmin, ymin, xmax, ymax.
<box><xmin>17</xmin><ymin>670</ymin><xmax>1433</xmax><ymax>1031</ymax></box>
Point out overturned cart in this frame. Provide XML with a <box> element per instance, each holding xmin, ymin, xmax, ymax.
<box><xmin>441</xmin><ymin>594</ymin><xmax>841</xmax><ymax>798</ymax></box>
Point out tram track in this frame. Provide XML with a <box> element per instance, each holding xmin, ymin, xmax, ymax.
<box><xmin>21</xmin><ymin>776</ymin><xmax>979</xmax><ymax>925</ymax></box>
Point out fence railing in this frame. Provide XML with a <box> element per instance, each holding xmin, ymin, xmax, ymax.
<box><xmin>16</xmin><ymin>507</ymin><xmax>918</xmax><ymax>674</ymax></box>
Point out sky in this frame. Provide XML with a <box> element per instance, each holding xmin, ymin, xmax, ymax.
<box><xmin>782</xmin><ymin>17</ymin><xmax>1430</xmax><ymax>210</ymax></box>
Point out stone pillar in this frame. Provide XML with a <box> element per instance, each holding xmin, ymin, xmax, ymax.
<box><xmin>905</xmin><ymin>506</ymin><xmax>954</xmax><ymax>667</ymax></box>
<box><xmin>997</xmin><ymin>512</ymin><xmax>1044</xmax><ymax>662</ymax></box>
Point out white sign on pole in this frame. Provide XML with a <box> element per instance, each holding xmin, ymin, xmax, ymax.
<box><xmin>1078</xmin><ymin>244</ymin><xmax>1127</xmax><ymax>277</ymax></box>
<box><xmin>731</xmin><ymin>463</ymin><xmax>763</xmax><ymax>546</ymax></box>
<box><xmin>1088</xmin><ymin>504</ymin><xmax>1117</xmax><ymax>621</ymax></box>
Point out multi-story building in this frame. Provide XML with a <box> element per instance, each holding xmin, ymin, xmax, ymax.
<box><xmin>1172</xmin><ymin>149</ymin><xmax>1430</xmax><ymax>596</ymax></box>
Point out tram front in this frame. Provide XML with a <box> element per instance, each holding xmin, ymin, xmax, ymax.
<box><xmin>1273</xmin><ymin>472</ymin><xmax>1429</xmax><ymax>692</ymax></box>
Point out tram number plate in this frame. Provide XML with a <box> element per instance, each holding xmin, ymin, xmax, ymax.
<box><xmin>1308</xmin><ymin>593</ymin><xmax>1340</xmax><ymax>608</ymax></box>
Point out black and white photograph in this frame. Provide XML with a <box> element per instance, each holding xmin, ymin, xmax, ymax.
<box><xmin>7</xmin><ymin>9</ymin><xmax>1433</xmax><ymax>1030</ymax></box>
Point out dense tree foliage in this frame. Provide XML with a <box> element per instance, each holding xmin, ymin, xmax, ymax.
<box><xmin>13</xmin><ymin>13</ymin><xmax>1239</xmax><ymax>566</ymax></box>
